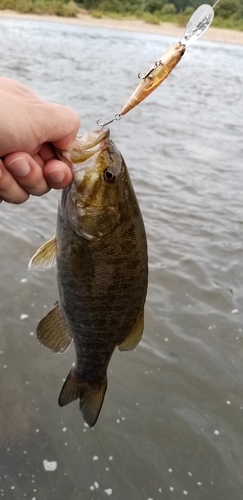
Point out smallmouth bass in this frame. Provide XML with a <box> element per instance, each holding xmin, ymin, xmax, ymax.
<box><xmin>29</xmin><ymin>129</ymin><xmax>148</xmax><ymax>427</ymax></box>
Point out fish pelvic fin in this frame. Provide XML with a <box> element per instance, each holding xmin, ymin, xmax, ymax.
<box><xmin>36</xmin><ymin>303</ymin><xmax>72</xmax><ymax>353</ymax></box>
<box><xmin>28</xmin><ymin>236</ymin><xmax>57</xmax><ymax>271</ymax></box>
<box><xmin>118</xmin><ymin>309</ymin><xmax>144</xmax><ymax>351</ymax></box>
<box><xmin>58</xmin><ymin>368</ymin><xmax>107</xmax><ymax>427</ymax></box>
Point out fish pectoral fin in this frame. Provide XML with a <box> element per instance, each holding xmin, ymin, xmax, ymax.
<box><xmin>28</xmin><ymin>236</ymin><xmax>57</xmax><ymax>271</ymax></box>
<box><xmin>36</xmin><ymin>303</ymin><xmax>72</xmax><ymax>353</ymax></box>
<box><xmin>118</xmin><ymin>310</ymin><xmax>144</xmax><ymax>351</ymax></box>
<box><xmin>58</xmin><ymin>369</ymin><xmax>107</xmax><ymax>427</ymax></box>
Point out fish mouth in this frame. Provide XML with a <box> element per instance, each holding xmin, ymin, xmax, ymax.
<box><xmin>56</xmin><ymin>129</ymin><xmax>110</xmax><ymax>166</ymax></box>
<box><xmin>79</xmin><ymin>128</ymin><xmax>110</xmax><ymax>152</ymax></box>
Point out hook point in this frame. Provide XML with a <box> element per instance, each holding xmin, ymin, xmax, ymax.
<box><xmin>97</xmin><ymin>114</ymin><xmax>121</xmax><ymax>128</ymax></box>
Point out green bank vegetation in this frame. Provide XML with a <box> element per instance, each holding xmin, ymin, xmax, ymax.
<box><xmin>0</xmin><ymin>0</ymin><xmax>79</xmax><ymax>16</ymax></box>
<box><xmin>0</xmin><ymin>0</ymin><xmax>243</xmax><ymax>30</ymax></box>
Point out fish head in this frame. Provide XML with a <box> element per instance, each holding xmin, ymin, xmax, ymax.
<box><xmin>57</xmin><ymin>129</ymin><xmax>125</xmax><ymax>240</ymax></box>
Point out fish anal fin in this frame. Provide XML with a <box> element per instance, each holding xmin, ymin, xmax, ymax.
<box><xmin>118</xmin><ymin>310</ymin><xmax>144</xmax><ymax>351</ymax></box>
<box><xmin>58</xmin><ymin>368</ymin><xmax>107</xmax><ymax>427</ymax></box>
<box><xmin>28</xmin><ymin>236</ymin><xmax>57</xmax><ymax>271</ymax></box>
<box><xmin>36</xmin><ymin>303</ymin><xmax>72</xmax><ymax>353</ymax></box>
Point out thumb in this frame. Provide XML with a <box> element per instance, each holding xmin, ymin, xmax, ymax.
<box><xmin>43</xmin><ymin>102</ymin><xmax>80</xmax><ymax>150</ymax></box>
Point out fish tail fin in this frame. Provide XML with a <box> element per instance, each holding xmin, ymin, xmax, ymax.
<box><xmin>58</xmin><ymin>368</ymin><xmax>107</xmax><ymax>427</ymax></box>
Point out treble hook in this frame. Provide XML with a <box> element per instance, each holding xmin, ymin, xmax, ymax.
<box><xmin>97</xmin><ymin>114</ymin><xmax>121</xmax><ymax>128</ymax></box>
<box><xmin>138</xmin><ymin>59</ymin><xmax>163</xmax><ymax>80</ymax></box>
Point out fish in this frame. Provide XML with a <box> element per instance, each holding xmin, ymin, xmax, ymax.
<box><xmin>29</xmin><ymin>128</ymin><xmax>148</xmax><ymax>427</ymax></box>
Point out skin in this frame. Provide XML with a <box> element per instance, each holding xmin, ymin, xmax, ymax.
<box><xmin>0</xmin><ymin>77</ymin><xmax>80</xmax><ymax>204</ymax></box>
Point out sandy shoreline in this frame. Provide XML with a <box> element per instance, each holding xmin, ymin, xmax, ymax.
<box><xmin>0</xmin><ymin>9</ymin><xmax>243</xmax><ymax>45</ymax></box>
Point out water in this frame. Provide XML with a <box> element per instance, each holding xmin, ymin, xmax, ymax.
<box><xmin>0</xmin><ymin>16</ymin><xmax>243</xmax><ymax>500</ymax></box>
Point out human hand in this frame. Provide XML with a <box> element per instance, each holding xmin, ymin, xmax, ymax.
<box><xmin>0</xmin><ymin>78</ymin><xmax>80</xmax><ymax>204</ymax></box>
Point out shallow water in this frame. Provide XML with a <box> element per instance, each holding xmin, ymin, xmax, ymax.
<box><xmin>0</xmin><ymin>16</ymin><xmax>243</xmax><ymax>500</ymax></box>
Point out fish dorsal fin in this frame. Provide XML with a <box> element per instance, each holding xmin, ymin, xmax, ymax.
<box><xmin>118</xmin><ymin>309</ymin><xmax>144</xmax><ymax>351</ymax></box>
<box><xmin>58</xmin><ymin>368</ymin><xmax>107</xmax><ymax>427</ymax></box>
<box><xmin>28</xmin><ymin>236</ymin><xmax>57</xmax><ymax>271</ymax></box>
<box><xmin>36</xmin><ymin>303</ymin><xmax>72</xmax><ymax>353</ymax></box>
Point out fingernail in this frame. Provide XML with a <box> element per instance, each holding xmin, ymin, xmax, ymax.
<box><xmin>6</xmin><ymin>158</ymin><xmax>31</xmax><ymax>177</ymax></box>
<box><xmin>48</xmin><ymin>169</ymin><xmax>65</xmax><ymax>183</ymax></box>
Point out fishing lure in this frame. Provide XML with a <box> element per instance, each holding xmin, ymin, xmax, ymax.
<box><xmin>98</xmin><ymin>3</ymin><xmax>216</xmax><ymax>127</ymax></box>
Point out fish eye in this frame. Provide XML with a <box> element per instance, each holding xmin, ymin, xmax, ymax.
<box><xmin>103</xmin><ymin>168</ymin><xmax>116</xmax><ymax>184</ymax></box>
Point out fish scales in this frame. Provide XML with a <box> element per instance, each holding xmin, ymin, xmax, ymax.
<box><xmin>29</xmin><ymin>129</ymin><xmax>148</xmax><ymax>427</ymax></box>
<box><xmin>56</xmin><ymin>157</ymin><xmax>147</xmax><ymax>375</ymax></box>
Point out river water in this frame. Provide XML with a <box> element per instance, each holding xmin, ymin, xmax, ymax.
<box><xmin>0</xmin><ymin>15</ymin><xmax>243</xmax><ymax>500</ymax></box>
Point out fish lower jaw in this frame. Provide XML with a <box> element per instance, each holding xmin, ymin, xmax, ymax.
<box><xmin>70</xmin><ymin>129</ymin><xmax>110</xmax><ymax>163</ymax></box>
<box><xmin>55</xmin><ymin>150</ymin><xmax>72</xmax><ymax>168</ymax></box>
